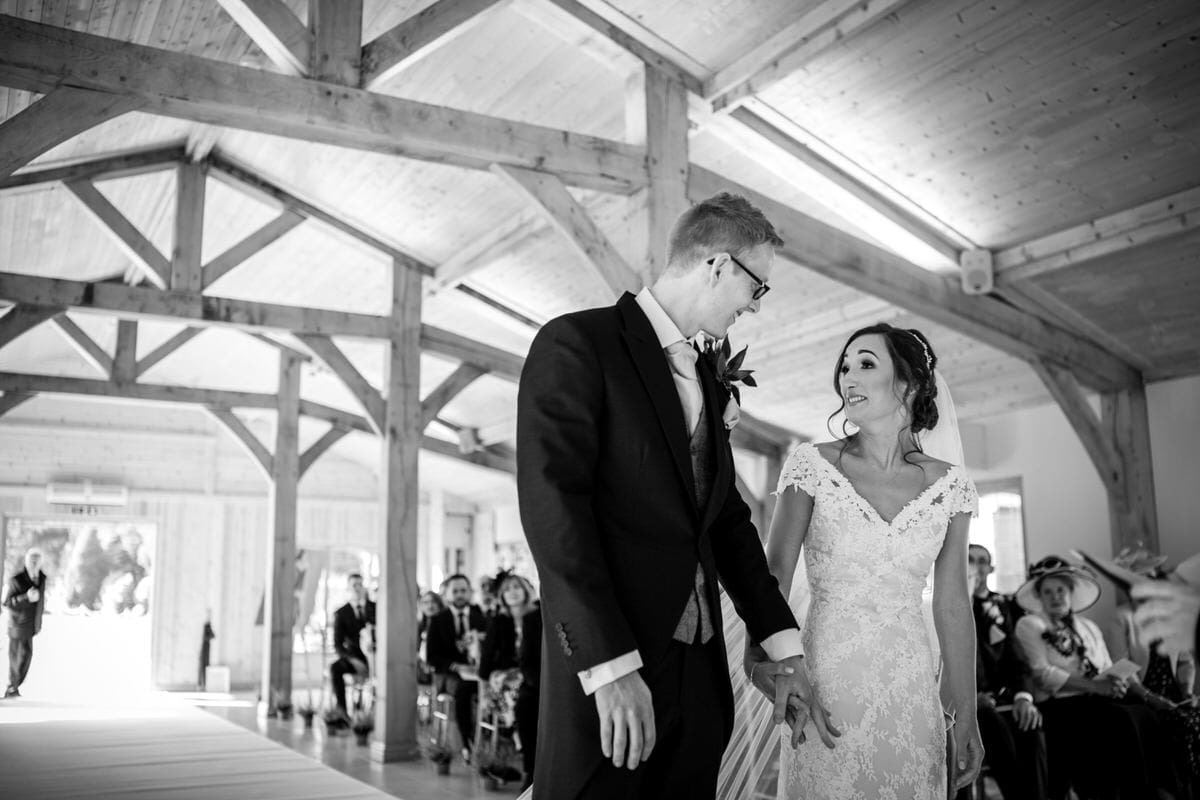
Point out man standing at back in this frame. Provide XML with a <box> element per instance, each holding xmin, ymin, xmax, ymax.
<box><xmin>329</xmin><ymin>572</ymin><xmax>375</xmax><ymax>724</ymax></box>
<box><xmin>4</xmin><ymin>548</ymin><xmax>46</xmax><ymax>698</ymax></box>
<box><xmin>517</xmin><ymin>193</ymin><xmax>823</xmax><ymax>799</ymax></box>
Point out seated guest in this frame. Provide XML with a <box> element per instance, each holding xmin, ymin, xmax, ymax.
<box><xmin>425</xmin><ymin>573</ymin><xmax>486</xmax><ymax>761</ymax></box>
<box><xmin>1015</xmin><ymin>556</ymin><xmax>1180</xmax><ymax>800</ymax></box>
<box><xmin>417</xmin><ymin>590</ymin><xmax>444</xmax><ymax>686</ymax></box>
<box><xmin>330</xmin><ymin>572</ymin><xmax>375</xmax><ymax>723</ymax></box>
<box><xmin>479</xmin><ymin>571</ymin><xmax>542</xmax><ymax>791</ymax></box>
<box><xmin>958</xmin><ymin>544</ymin><xmax>1047</xmax><ymax>800</ymax></box>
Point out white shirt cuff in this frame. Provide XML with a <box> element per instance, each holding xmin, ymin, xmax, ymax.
<box><xmin>578</xmin><ymin>650</ymin><xmax>643</xmax><ymax>695</ymax></box>
<box><xmin>1013</xmin><ymin>691</ymin><xmax>1034</xmax><ymax>704</ymax></box>
<box><xmin>761</xmin><ymin>629</ymin><xmax>804</xmax><ymax>661</ymax></box>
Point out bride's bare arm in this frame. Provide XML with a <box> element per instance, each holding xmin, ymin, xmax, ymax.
<box><xmin>744</xmin><ymin>487</ymin><xmax>813</xmax><ymax>679</ymax></box>
<box><xmin>933</xmin><ymin>512</ymin><xmax>983</xmax><ymax>788</ymax></box>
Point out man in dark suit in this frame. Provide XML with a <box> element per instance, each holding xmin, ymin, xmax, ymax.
<box><xmin>517</xmin><ymin>193</ymin><xmax>825</xmax><ymax>799</ymax></box>
<box><xmin>959</xmin><ymin>544</ymin><xmax>1047</xmax><ymax>800</ymax></box>
<box><xmin>329</xmin><ymin>572</ymin><xmax>375</xmax><ymax>722</ymax></box>
<box><xmin>425</xmin><ymin>573</ymin><xmax>487</xmax><ymax>760</ymax></box>
<box><xmin>4</xmin><ymin>548</ymin><xmax>46</xmax><ymax>698</ymax></box>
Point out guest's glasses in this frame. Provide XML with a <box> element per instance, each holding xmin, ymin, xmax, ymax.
<box><xmin>727</xmin><ymin>253</ymin><xmax>770</xmax><ymax>300</ymax></box>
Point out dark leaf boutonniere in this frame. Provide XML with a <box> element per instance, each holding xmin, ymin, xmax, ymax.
<box><xmin>702</xmin><ymin>337</ymin><xmax>757</xmax><ymax>405</ymax></box>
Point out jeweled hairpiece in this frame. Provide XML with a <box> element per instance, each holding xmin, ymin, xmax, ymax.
<box><xmin>907</xmin><ymin>330</ymin><xmax>933</xmax><ymax>372</ymax></box>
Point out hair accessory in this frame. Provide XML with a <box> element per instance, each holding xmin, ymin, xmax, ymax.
<box><xmin>907</xmin><ymin>330</ymin><xmax>933</xmax><ymax>372</ymax></box>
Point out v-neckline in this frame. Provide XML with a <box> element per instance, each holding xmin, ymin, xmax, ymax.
<box><xmin>807</xmin><ymin>443</ymin><xmax>958</xmax><ymax>528</ymax></box>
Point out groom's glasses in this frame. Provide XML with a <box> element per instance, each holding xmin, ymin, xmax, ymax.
<box><xmin>728</xmin><ymin>253</ymin><xmax>771</xmax><ymax>300</ymax></box>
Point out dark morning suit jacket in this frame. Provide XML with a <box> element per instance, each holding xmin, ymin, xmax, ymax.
<box><xmin>479</xmin><ymin>606</ymin><xmax>543</xmax><ymax>689</ymax></box>
<box><xmin>424</xmin><ymin>604</ymin><xmax>486</xmax><ymax>674</ymax></box>
<box><xmin>332</xmin><ymin>599</ymin><xmax>375</xmax><ymax>662</ymax></box>
<box><xmin>4</xmin><ymin>569</ymin><xmax>46</xmax><ymax>639</ymax></box>
<box><xmin>516</xmin><ymin>293</ymin><xmax>798</xmax><ymax>799</ymax></box>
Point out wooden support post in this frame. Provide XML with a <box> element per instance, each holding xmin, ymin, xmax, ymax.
<box><xmin>1102</xmin><ymin>386</ymin><xmax>1159</xmax><ymax>554</ymax></box>
<box><xmin>310</xmin><ymin>0</ymin><xmax>362</xmax><ymax>85</ymax></box>
<box><xmin>172</xmin><ymin>160</ymin><xmax>207</xmax><ymax>292</ymax></box>
<box><xmin>263</xmin><ymin>351</ymin><xmax>301</xmax><ymax>713</ymax></box>
<box><xmin>112</xmin><ymin>319</ymin><xmax>138</xmax><ymax>384</ymax></box>
<box><xmin>644</xmin><ymin>65</ymin><xmax>688</xmax><ymax>283</ymax></box>
<box><xmin>371</xmin><ymin>257</ymin><xmax>422</xmax><ymax>762</ymax></box>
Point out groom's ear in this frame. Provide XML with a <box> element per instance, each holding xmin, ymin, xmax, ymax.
<box><xmin>705</xmin><ymin>254</ymin><xmax>727</xmax><ymax>286</ymax></box>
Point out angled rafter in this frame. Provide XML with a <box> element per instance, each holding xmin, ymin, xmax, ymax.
<box><xmin>0</xmin><ymin>303</ymin><xmax>62</xmax><ymax>348</ymax></box>
<box><xmin>299</xmin><ymin>424</ymin><xmax>352</xmax><ymax>476</ymax></box>
<box><xmin>206</xmin><ymin>404</ymin><xmax>275</xmax><ymax>478</ymax></box>
<box><xmin>216</xmin><ymin>0</ymin><xmax>311</xmax><ymax>76</ymax></box>
<box><xmin>420</xmin><ymin>363</ymin><xmax>487</xmax><ymax>430</ymax></box>
<box><xmin>1030</xmin><ymin>359</ymin><xmax>1122</xmax><ymax>495</ymax></box>
<box><xmin>295</xmin><ymin>333</ymin><xmax>385</xmax><ymax>434</ymax></box>
<box><xmin>0</xmin><ymin>87</ymin><xmax>144</xmax><ymax>180</ymax></box>
<box><xmin>309</xmin><ymin>0</ymin><xmax>362</xmax><ymax>85</ymax></box>
<box><xmin>362</xmin><ymin>0</ymin><xmax>507</xmax><ymax>90</ymax></box>
<box><xmin>419</xmin><ymin>322</ymin><xmax>525</xmax><ymax>381</ymax></box>
<box><xmin>0</xmin><ymin>390</ymin><xmax>34</xmax><ymax>418</ymax></box>
<box><xmin>420</xmin><ymin>434</ymin><xmax>516</xmax><ymax>474</ymax></box>
<box><xmin>708</xmin><ymin>0</ymin><xmax>911</xmax><ymax>112</ymax></box>
<box><xmin>686</xmin><ymin>167</ymin><xmax>1140</xmax><ymax>391</ymax></box>
<box><xmin>135</xmin><ymin>326</ymin><xmax>204</xmax><ymax>377</ymax></box>
<box><xmin>65</xmin><ymin>179</ymin><xmax>171</xmax><ymax>288</ymax></box>
<box><xmin>995</xmin><ymin>185</ymin><xmax>1200</xmax><ymax>284</ymax></box>
<box><xmin>49</xmin><ymin>314</ymin><xmax>114</xmax><ymax>376</ymax></box>
<box><xmin>491</xmin><ymin>163</ymin><xmax>642</xmax><ymax>292</ymax></box>
<box><xmin>172</xmin><ymin>160</ymin><xmax>207</xmax><ymax>292</ymax></box>
<box><xmin>0</xmin><ymin>143</ymin><xmax>185</xmax><ymax>192</ymax></box>
<box><xmin>0</xmin><ymin>15</ymin><xmax>646</xmax><ymax>193</ymax></box>
<box><xmin>202</xmin><ymin>209</ymin><xmax>306</xmax><ymax>289</ymax></box>
<box><xmin>427</xmin><ymin>212</ymin><xmax>541</xmax><ymax>293</ymax></box>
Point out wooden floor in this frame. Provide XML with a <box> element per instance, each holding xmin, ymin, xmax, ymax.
<box><xmin>0</xmin><ymin>691</ymin><xmax>517</xmax><ymax>800</ymax></box>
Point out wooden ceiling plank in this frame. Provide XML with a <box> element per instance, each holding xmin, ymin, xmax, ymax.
<box><xmin>295</xmin><ymin>333</ymin><xmax>386</xmax><ymax>434</ymax></box>
<box><xmin>0</xmin><ymin>303</ymin><xmax>63</xmax><ymax>349</ymax></box>
<box><xmin>202</xmin><ymin>208</ymin><xmax>306</xmax><ymax>289</ymax></box>
<box><xmin>0</xmin><ymin>143</ymin><xmax>185</xmax><ymax>192</ymax></box>
<box><xmin>0</xmin><ymin>390</ymin><xmax>34</xmax><ymax>418</ymax></box>
<box><xmin>0</xmin><ymin>272</ymin><xmax>393</xmax><ymax>338</ymax></box>
<box><xmin>298</xmin><ymin>423</ymin><xmax>350</xmax><ymax>476</ymax></box>
<box><xmin>135</xmin><ymin>326</ymin><xmax>204</xmax><ymax>377</ymax></box>
<box><xmin>64</xmin><ymin>179</ymin><xmax>172</xmax><ymax>289</ymax></box>
<box><xmin>420</xmin><ymin>363</ymin><xmax>487</xmax><ymax>430</ymax></box>
<box><xmin>491</xmin><ymin>163</ymin><xmax>642</xmax><ymax>294</ymax></box>
<box><xmin>709</xmin><ymin>0</ymin><xmax>913</xmax><ymax>112</ymax></box>
<box><xmin>172</xmin><ymin>160</ymin><xmax>206</xmax><ymax>292</ymax></box>
<box><xmin>729</xmin><ymin>106</ymin><xmax>963</xmax><ymax>266</ymax></box>
<box><xmin>995</xmin><ymin>186</ymin><xmax>1200</xmax><ymax>283</ymax></box>
<box><xmin>0</xmin><ymin>86</ymin><xmax>143</xmax><ymax>180</ymax></box>
<box><xmin>309</xmin><ymin>0</ymin><xmax>361</xmax><ymax>85</ymax></box>
<box><xmin>215</xmin><ymin>0</ymin><xmax>311</xmax><ymax>76</ymax></box>
<box><xmin>686</xmin><ymin>167</ymin><xmax>1140</xmax><ymax>391</ymax></box>
<box><xmin>0</xmin><ymin>15</ymin><xmax>646</xmax><ymax>193</ymax></box>
<box><xmin>49</xmin><ymin>314</ymin><xmax>114</xmax><ymax>377</ymax></box>
<box><xmin>205</xmin><ymin>404</ymin><xmax>274</xmax><ymax>477</ymax></box>
<box><xmin>361</xmin><ymin>0</ymin><xmax>508</xmax><ymax>91</ymax></box>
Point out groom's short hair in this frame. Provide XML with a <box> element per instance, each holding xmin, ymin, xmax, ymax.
<box><xmin>665</xmin><ymin>192</ymin><xmax>783</xmax><ymax>274</ymax></box>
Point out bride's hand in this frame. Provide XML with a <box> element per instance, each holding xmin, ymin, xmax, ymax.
<box><xmin>748</xmin><ymin>659</ymin><xmax>791</xmax><ymax>700</ymax></box>
<box><xmin>774</xmin><ymin>655</ymin><xmax>841</xmax><ymax>749</ymax></box>
<box><xmin>951</xmin><ymin>721</ymin><xmax>984</xmax><ymax>791</ymax></box>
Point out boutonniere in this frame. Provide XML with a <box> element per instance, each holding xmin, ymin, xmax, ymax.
<box><xmin>701</xmin><ymin>338</ymin><xmax>757</xmax><ymax>429</ymax></box>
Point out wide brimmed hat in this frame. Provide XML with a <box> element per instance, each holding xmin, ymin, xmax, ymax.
<box><xmin>1015</xmin><ymin>555</ymin><xmax>1102</xmax><ymax>613</ymax></box>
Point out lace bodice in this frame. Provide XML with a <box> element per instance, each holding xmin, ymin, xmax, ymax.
<box><xmin>773</xmin><ymin>442</ymin><xmax>978</xmax><ymax>800</ymax></box>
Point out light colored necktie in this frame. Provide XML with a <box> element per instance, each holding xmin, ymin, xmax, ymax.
<box><xmin>665</xmin><ymin>341</ymin><xmax>703</xmax><ymax>435</ymax></box>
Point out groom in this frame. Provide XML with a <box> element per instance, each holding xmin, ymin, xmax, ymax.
<box><xmin>517</xmin><ymin>193</ymin><xmax>820</xmax><ymax>799</ymax></box>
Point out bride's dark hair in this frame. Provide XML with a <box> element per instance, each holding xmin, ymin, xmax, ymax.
<box><xmin>826</xmin><ymin>322</ymin><xmax>940</xmax><ymax>447</ymax></box>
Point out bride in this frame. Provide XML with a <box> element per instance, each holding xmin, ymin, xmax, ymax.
<box><xmin>726</xmin><ymin>323</ymin><xmax>984</xmax><ymax>799</ymax></box>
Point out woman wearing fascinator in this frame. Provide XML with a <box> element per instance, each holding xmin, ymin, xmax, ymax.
<box><xmin>1014</xmin><ymin>555</ymin><xmax>1183</xmax><ymax>800</ymax></box>
<box><xmin>725</xmin><ymin>323</ymin><xmax>983</xmax><ymax>799</ymax></box>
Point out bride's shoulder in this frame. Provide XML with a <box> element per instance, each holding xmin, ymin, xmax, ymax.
<box><xmin>913</xmin><ymin>453</ymin><xmax>955</xmax><ymax>484</ymax></box>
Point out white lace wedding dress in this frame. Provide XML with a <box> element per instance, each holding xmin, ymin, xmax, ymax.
<box><xmin>774</xmin><ymin>442</ymin><xmax>978</xmax><ymax>800</ymax></box>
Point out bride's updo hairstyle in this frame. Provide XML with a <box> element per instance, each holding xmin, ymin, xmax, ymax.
<box><xmin>828</xmin><ymin>322</ymin><xmax>940</xmax><ymax>441</ymax></box>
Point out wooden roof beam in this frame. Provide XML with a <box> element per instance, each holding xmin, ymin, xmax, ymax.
<box><xmin>135</xmin><ymin>326</ymin><xmax>205</xmax><ymax>377</ymax></box>
<box><xmin>215</xmin><ymin>0</ymin><xmax>311</xmax><ymax>76</ymax></box>
<box><xmin>309</xmin><ymin>0</ymin><xmax>361</xmax><ymax>85</ymax></box>
<box><xmin>0</xmin><ymin>14</ymin><xmax>646</xmax><ymax>194</ymax></box>
<box><xmin>362</xmin><ymin>0</ymin><xmax>509</xmax><ymax>90</ymax></box>
<box><xmin>686</xmin><ymin>167</ymin><xmax>1140</xmax><ymax>392</ymax></box>
<box><xmin>994</xmin><ymin>185</ymin><xmax>1200</xmax><ymax>284</ymax></box>
<box><xmin>48</xmin><ymin>314</ymin><xmax>114</xmax><ymax>377</ymax></box>
<box><xmin>0</xmin><ymin>390</ymin><xmax>34</xmax><ymax>418</ymax></box>
<box><xmin>295</xmin><ymin>333</ymin><xmax>386</xmax><ymax>434</ymax></box>
<box><xmin>421</xmin><ymin>363</ymin><xmax>488</xmax><ymax>431</ymax></box>
<box><xmin>205</xmin><ymin>404</ymin><xmax>275</xmax><ymax>478</ymax></box>
<box><xmin>65</xmin><ymin>179</ymin><xmax>171</xmax><ymax>289</ymax></box>
<box><xmin>202</xmin><ymin>208</ymin><xmax>307</xmax><ymax>289</ymax></box>
<box><xmin>0</xmin><ymin>303</ymin><xmax>62</xmax><ymax>349</ymax></box>
<box><xmin>299</xmin><ymin>424</ymin><xmax>352</xmax><ymax>477</ymax></box>
<box><xmin>0</xmin><ymin>87</ymin><xmax>143</xmax><ymax>181</ymax></box>
<box><xmin>0</xmin><ymin>143</ymin><xmax>186</xmax><ymax>192</ymax></box>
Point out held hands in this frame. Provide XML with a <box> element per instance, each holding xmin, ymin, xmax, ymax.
<box><xmin>594</xmin><ymin>671</ymin><xmax>656</xmax><ymax>770</ymax></box>
<box><xmin>763</xmin><ymin>655</ymin><xmax>841</xmax><ymax>749</ymax></box>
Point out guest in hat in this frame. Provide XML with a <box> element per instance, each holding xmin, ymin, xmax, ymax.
<box><xmin>1015</xmin><ymin>555</ymin><xmax>1180</xmax><ymax>800</ymax></box>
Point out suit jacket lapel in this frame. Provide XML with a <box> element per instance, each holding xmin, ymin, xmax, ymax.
<box><xmin>617</xmin><ymin>294</ymin><xmax>697</xmax><ymax>509</ymax></box>
<box><xmin>696</xmin><ymin>352</ymin><xmax>731</xmax><ymax>531</ymax></box>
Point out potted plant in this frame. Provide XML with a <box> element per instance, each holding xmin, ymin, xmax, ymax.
<box><xmin>272</xmin><ymin>688</ymin><xmax>293</xmax><ymax>720</ymax></box>
<box><xmin>322</xmin><ymin>706</ymin><xmax>348</xmax><ymax>732</ymax></box>
<box><xmin>421</xmin><ymin>740</ymin><xmax>454</xmax><ymax>776</ymax></box>
<box><xmin>351</xmin><ymin>709</ymin><xmax>374</xmax><ymax>746</ymax></box>
<box><xmin>296</xmin><ymin>701</ymin><xmax>316</xmax><ymax>728</ymax></box>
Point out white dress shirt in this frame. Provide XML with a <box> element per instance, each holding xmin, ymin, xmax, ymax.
<box><xmin>576</xmin><ymin>289</ymin><xmax>803</xmax><ymax>695</ymax></box>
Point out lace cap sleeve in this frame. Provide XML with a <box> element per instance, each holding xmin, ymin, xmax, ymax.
<box><xmin>949</xmin><ymin>470</ymin><xmax>980</xmax><ymax>517</ymax></box>
<box><xmin>774</xmin><ymin>442</ymin><xmax>821</xmax><ymax>497</ymax></box>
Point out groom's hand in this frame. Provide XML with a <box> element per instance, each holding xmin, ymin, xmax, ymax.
<box><xmin>773</xmin><ymin>655</ymin><xmax>840</xmax><ymax>749</ymax></box>
<box><xmin>594</xmin><ymin>671</ymin><xmax>656</xmax><ymax>770</ymax></box>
